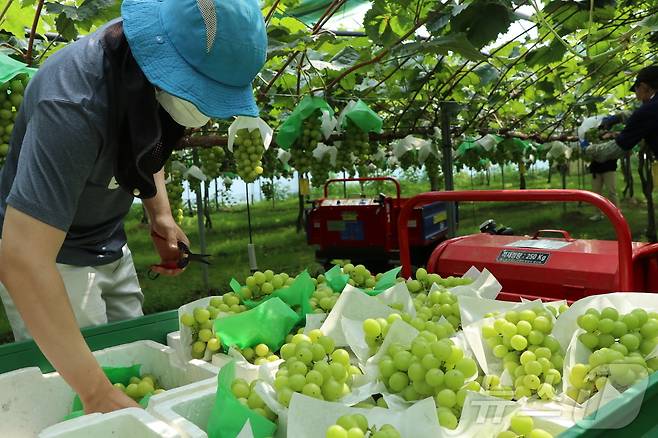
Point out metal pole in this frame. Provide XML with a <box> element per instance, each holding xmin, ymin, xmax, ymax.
<box><xmin>440</xmin><ymin>102</ymin><xmax>457</xmax><ymax>238</ymax></box>
<box><xmin>192</xmin><ymin>150</ymin><xmax>209</xmax><ymax>290</ymax></box>
<box><xmin>245</xmin><ymin>182</ymin><xmax>258</xmax><ymax>272</ymax></box>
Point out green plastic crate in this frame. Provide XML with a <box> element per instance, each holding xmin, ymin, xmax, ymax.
<box><xmin>0</xmin><ymin>310</ymin><xmax>178</xmax><ymax>374</ymax></box>
<box><xmin>559</xmin><ymin>372</ymin><xmax>658</xmax><ymax>437</ymax></box>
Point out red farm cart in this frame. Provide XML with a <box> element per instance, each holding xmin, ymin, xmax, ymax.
<box><xmin>398</xmin><ymin>189</ymin><xmax>658</xmax><ymax>303</ymax></box>
<box><xmin>306</xmin><ymin>177</ymin><xmax>454</xmax><ymax>270</ymax></box>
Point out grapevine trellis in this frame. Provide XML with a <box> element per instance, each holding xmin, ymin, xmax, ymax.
<box><xmin>0</xmin><ymin>0</ymin><xmax>657</xmax><ymax>243</ymax></box>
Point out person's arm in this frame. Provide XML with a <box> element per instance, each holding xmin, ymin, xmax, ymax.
<box><xmin>143</xmin><ymin>169</ymin><xmax>190</xmax><ymax>276</ymax></box>
<box><xmin>615</xmin><ymin>107</ymin><xmax>652</xmax><ymax>150</ymax></box>
<box><xmin>0</xmin><ymin>207</ymin><xmax>139</xmax><ymax>412</ymax></box>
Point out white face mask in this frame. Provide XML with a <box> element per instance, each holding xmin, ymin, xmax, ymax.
<box><xmin>155</xmin><ymin>90</ymin><xmax>210</xmax><ymax>128</ymax></box>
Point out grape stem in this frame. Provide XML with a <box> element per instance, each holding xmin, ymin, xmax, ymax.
<box><xmin>25</xmin><ymin>0</ymin><xmax>45</xmax><ymax>66</ymax></box>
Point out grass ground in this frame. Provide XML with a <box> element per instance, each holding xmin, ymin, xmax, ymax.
<box><xmin>0</xmin><ymin>164</ymin><xmax>653</xmax><ymax>343</ymax></box>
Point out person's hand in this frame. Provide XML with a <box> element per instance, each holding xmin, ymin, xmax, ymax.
<box><xmin>82</xmin><ymin>382</ymin><xmax>140</xmax><ymax>414</ymax></box>
<box><xmin>150</xmin><ymin>213</ymin><xmax>190</xmax><ymax>277</ymax></box>
<box><xmin>601</xmin><ymin>132</ymin><xmax>616</xmax><ymax>140</ymax></box>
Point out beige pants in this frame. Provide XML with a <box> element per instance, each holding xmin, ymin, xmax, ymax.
<box><xmin>592</xmin><ymin>171</ymin><xmax>619</xmax><ymax>206</ymax></box>
<box><xmin>0</xmin><ymin>245</ymin><xmax>144</xmax><ymax>342</ymax></box>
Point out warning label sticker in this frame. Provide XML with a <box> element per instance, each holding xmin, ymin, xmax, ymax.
<box><xmin>506</xmin><ymin>239</ymin><xmax>571</xmax><ymax>250</ymax></box>
<box><xmin>497</xmin><ymin>249</ymin><xmax>550</xmax><ymax>265</ymax></box>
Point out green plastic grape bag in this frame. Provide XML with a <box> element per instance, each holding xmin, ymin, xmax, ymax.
<box><xmin>213</xmin><ymin>297</ymin><xmax>299</xmax><ymax>351</ymax></box>
<box><xmin>341</xmin><ymin>99</ymin><xmax>383</xmax><ymax>133</ymax></box>
<box><xmin>276</xmin><ymin>96</ymin><xmax>334</xmax><ymax>150</ymax></box>
<box><xmin>65</xmin><ymin>365</ymin><xmax>143</xmax><ymax>420</ymax></box>
<box><xmin>372</xmin><ymin>266</ymin><xmax>402</xmax><ymax>293</ymax></box>
<box><xmin>232</xmin><ymin>271</ymin><xmax>315</xmax><ymax>320</ymax></box>
<box><xmin>207</xmin><ymin>361</ymin><xmax>276</xmax><ymax>438</ymax></box>
<box><xmin>324</xmin><ymin>264</ymin><xmax>349</xmax><ymax>293</ymax></box>
<box><xmin>0</xmin><ymin>53</ymin><xmax>37</xmax><ymax>84</ymax></box>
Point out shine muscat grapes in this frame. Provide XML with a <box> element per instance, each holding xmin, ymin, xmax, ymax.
<box><xmin>406</xmin><ymin>267</ymin><xmax>473</xmax><ymax>295</ymax></box>
<box><xmin>377</xmin><ymin>333</ymin><xmax>479</xmax><ymax>430</ymax></box>
<box><xmin>363</xmin><ymin>309</ymin><xmax>456</xmax><ymax>356</ymax></box>
<box><xmin>115</xmin><ymin>374</ymin><xmax>166</xmax><ymax>401</ymax></box>
<box><xmin>496</xmin><ymin>415</ymin><xmax>554</xmax><ymax>438</ymax></box>
<box><xmin>233</xmin><ymin>128</ymin><xmax>265</xmax><ymax>182</ymax></box>
<box><xmin>567</xmin><ymin>307</ymin><xmax>658</xmax><ymax>403</ymax></box>
<box><xmin>291</xmin><ymin>112</ymin><xmax>323</xmax><ymax>173</ymax></box>
<box><xmin>273</xmin><ymin>330</ymin><xmax>361</xmax><ymax>406</ymax></box>
<box><xmin>0</xmin><ymin>73</ymin><xmax>29</xmax><ymax>165</ymax></box>
<box><xmin>230</xmin><ymin>378</ymin><xmax>278</xmax><ymax>422</ymax></box>
<box><xmin>481</xmin><ymin>308</ymin><xmax>564</xmax><ymax>401</ymax></box>
<box><xmin>343</xmin><ymin>263</ymin><xmax>377</xmax><ymax>289</ymax></box>
<box><xmin>236</xmin><ymin>343</ymin><xmax>281</xmax><ymax>365</ymax></box>
<box><xmin>179</xmin><ymin>294</ymin><xmax>246</xmax><ymax>359</ymax></box>
<box><xmin>242</xmin><ymin>269</ymin><xmax>295</xmax><ymax>300</ymax></box>
<box><xmin>326</xmin><ymin>414</ymin><xmax>401</xmax><ymax>438</ymax></box>
<box><xmin>310</xmin><ymin>281</ymin><xmax>341</xmax><ymax>313</ymax></box>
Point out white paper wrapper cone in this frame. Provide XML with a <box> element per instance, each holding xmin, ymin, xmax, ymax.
<box><xmin>462</xmin><ymin>299</ymin><xmax>557</xmax><ymax>376</ymax></box>
<box><xmin>320</xmin><ymin>286</ymin><xmax>399</xmax><ymax>347</ymax></box>
<box><xmin>552</xmin><ymin>292</ymin><xmax>658</xmax><ymax>350</ymax></box>
<box><xmin>312</xmin><ymin>142</ymin><xmax>338</xmax><ymax>167</ymax></box>
<box><xmin>228</xmin><ymin>116</ymin><xmax>274</xmax><ymax>152</ymax></box>
<box><xmin>446</xmin><ymin>391</ymin><xmax>519</xmax><ymax>438</ymax></box>
<box><xmin>341</xmin><ymin>317</ymin><xmax>372</xmax><ymax>364</ymax></box>
<box><xmin>336</xmin><ymin>100</ymin><xmax>357</xmax><ymax>132</ymax></box>
<box><xmin>177</xmin><ymin>296</ymin><xmax>234</xmax><ymax>362</ymax></box>
<box><xmin>363</xmin><ymin>319</ymin><xmax>420</xmax><ymax>383</ymax></box>
<box><xmin>211</xmin><ymin>347</ymin><xmax>282</xmax><ymax>382</ymax></box>
<box><xmin>376</xmin><ymin>282</ymin><xmax>416</xmax><ymax>316</ymax></box>
<box><xmin>302</xmin><ymin>313</ymin><xmax>327</xmax><ymax>334</ymax></box>
<box><xmin>320</xmin><ymin>110</ymin><xmax>338</xmax><ymax>139</ymax></box>
<box><xmin>277</xmin><ymin>148</ymin><xmax>291</xmax><ymax>166</ymax></box>
<box><xmin>286</xmin><ymin>393</ymin><xmax>444</xmax><ymax>438</ymax></box>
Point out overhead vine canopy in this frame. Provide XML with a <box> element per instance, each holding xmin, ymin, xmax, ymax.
<box><xmin>0</xmin><ymin>0</ymin><xmax>656</xmax><ymax>141</ymax></box>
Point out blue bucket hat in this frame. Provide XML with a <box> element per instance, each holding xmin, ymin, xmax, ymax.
<box><xmin>121</xmin><ymin>0</ymin><xmax>267</xmax><ymax>119</ymax></box>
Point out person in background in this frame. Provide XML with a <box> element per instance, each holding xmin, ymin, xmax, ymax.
<box><xmin>0</xmin><ymin>0</ymin><xmax>266</xmax><ymax>415</ymax></box>
<box><xmin>588</xmin><ymin>157</ymin><xmax>619</xmax><ymax>221</ymax></box>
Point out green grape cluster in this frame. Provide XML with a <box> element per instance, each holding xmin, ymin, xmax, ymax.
<box><xmin>567</xmin><ymin>307</ymin><xmax>658</xmax><ymax>403</ymax></box>
<box><xmin>425</xmin><ymin>153</ymin><xmax>441</xmax><ymax>183</ymax></box>
<box><xmin>497</xmin><ymin>415</ymin><xmax>554</xmax><ymax>438</ymax></box>
<box><xmin>0</xmin><ymin>74</ymin><xmax>30</xmax><ymax>164</ymax></box>
<box><xmin>233</xmin><ymin>128</ymin><xmax>265</xmax><ymax>182</ymax></box>
<box><xmin>326</xmin><ymin>414</ymin><xmax>401</xmax><ymax>438</ymax></box>
<box><xmin>231</xmin><ymin>378</ymin><xmax>278</xmax><ymax>422</ymax></box>
<box><xmin>262</xmin><ymin>146</ymin><xmax>292</xmax><ymax>179</ymax></box>
<box><xmin>242</xmin><ymin>270</ymin><xmax>295</xmax><ymax>300</ymax></box>
<box><xmin>584</xmin><ymin>128</ymin><xmax>601</xmax><ymax>144</ymax></box>
<box><xmin>377</xmin><ymin>333</ymin><xmax>479</xmax><ymax>430</ymax></box>
<box><xmin>406</xmin><ymin>268</ymin><xmax>473</xmax><ymax>295</ymax></box>
<box><xmin>398</xmin><ymin>150</ymin><xmax>418</xmax><ymax>170</ymax></box>
<box><xmin>310</xmin><ymin>153</ymin><xmax>332</xmax><ymax>188</ymax></box>
<box><xmin>114</xmin><ymin>374</ymin><xmax>165</xmax><ymax>401</ymax></box>
<box><xmin>310</xmin><ymin>282</ymin><xmax>340</xmax><ymax>313</ymax></box>
<box><xmin>180</xmin><ymin>294</ymin><xmax>247</xmax><ymax>358</ymax></box>
<box><xmin>291</xmin><ymin>114</ymin><xmax>323</xmax><ymax>173</ymax></box>
<box><xmin>342</xmin><ymin>263</ymin><xmax>377</xmax><ymax>289</ymax></box>
<box><xmin>237</xmin><ymin>343</ymin><xmax>281</xmax><ymax>366</ymax></box>
<box><xmin>165</xmin><ymin>168</ymin><xmax>185</xmax><ymax>223</ymax></box>
<box><xmin>333</xmin><ymin>146</ymin><xmax>354</xmax><ymax>174</ymax></box>
<box><xmin>342</xmin><ymin>119</ymin><xmax>372</xmax><ymax>161</ymax></box>
<box><xmin>481</xmin><ymin>308</ymin><xmax>564</xmax><ymax>401</ymax></box>
<box><xmin>199</xmin><ymin>146</ymin><xmax>226</xmax><ymax>180</ymax></box>
<box><xmin>274</xmin><ymin>330</ymin><xmax>361</xmax><ymax>406</ymax></box>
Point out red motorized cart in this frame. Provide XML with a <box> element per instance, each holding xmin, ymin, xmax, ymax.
<box><xmin>398</xmin><ymin>189</ymin><xmax>658</xmax><ymax>302</ymax></box>
<box><xmin>306</xmin><ymin>177</ymin><xmax>453</xmax><ymax>270</ymax></box>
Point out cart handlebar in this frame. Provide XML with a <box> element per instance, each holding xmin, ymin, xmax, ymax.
<box><xmin>397</xmin><ymin>190</ymin><xmax>634</xmax><ymax>291</ymax></box>
<box><xmin>323</xmin><ymin>177</ymin><xmax>401</xmax><ymax>199</ymax></box>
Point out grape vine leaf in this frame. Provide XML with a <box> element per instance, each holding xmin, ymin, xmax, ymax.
<box><xmin>449</xmin><ymin>0</ymin><xmax>516</xmax><ymax>48</ymax></box>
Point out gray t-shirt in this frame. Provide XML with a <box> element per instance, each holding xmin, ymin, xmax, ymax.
<box><xmin>0</xmin><ymin>24</ymin><xmax>135</xmax><ymax>266</ymax></box>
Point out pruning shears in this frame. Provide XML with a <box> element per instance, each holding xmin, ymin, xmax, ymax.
<box><xmin>148</xmin><ymin>232</ymin><xmax>211</xmax><ymax>280</ymax></box>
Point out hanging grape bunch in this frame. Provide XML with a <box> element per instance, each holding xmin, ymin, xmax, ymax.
<box><xmin>262</xmin><ymin>146</ymin><xmax>292</xmax><ymax>180</ymax></box>
<box><xmin>167</xmin><ymin>171</ymin><xmax>185</xmax><ymax>224</ymax></box>
<box><xmin>332</xmin><ymin>145</ymin><xmax>354</xmax><ymax>175</ymax></box>
<box><xmin>0</xmin><ymin>74</ymin><xmax>30</xmax><ymax>165</ymax></box>
<box><xmin>291</xmin><ymin>111</ymin><xmax>323</xmax><ymax>173</ymax></box>
<box><xmin>310</xmin><ymin>147</ymin><xmax>332</xmax><ymax>188</ymax></box>
<box><xmin>398</xmin><ymin>148</ymin><xmax>418</xmax><ymax>170</ymax></box>
<box><xmin>233</xmin><ymin>128</ymin><xmax>265</xmax><ymax>182</ymax></box>
<box><xmin>342</xmin><ymin>119</ymin><xmax>371</xmax><ymax>162</ymax></box>
<box><xmin>199</xmin><ymin>146</ymin><xmax>226</xmax><ymax>181</ymax></box>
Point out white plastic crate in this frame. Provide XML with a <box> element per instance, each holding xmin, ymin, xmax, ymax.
<box><xmin>0</xmin><ymin>341</ymin><xmax>218</xmax><ymax>438</ymax></box>
<box><xmin>39</xmin><ymin>408</ymin><xmax>181</xmax><ymax>438</ymax></box>
<box><xmin>149</xmin><ymin>385</ymin><xmax>216</xmax><ymax>438</ymax></box>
